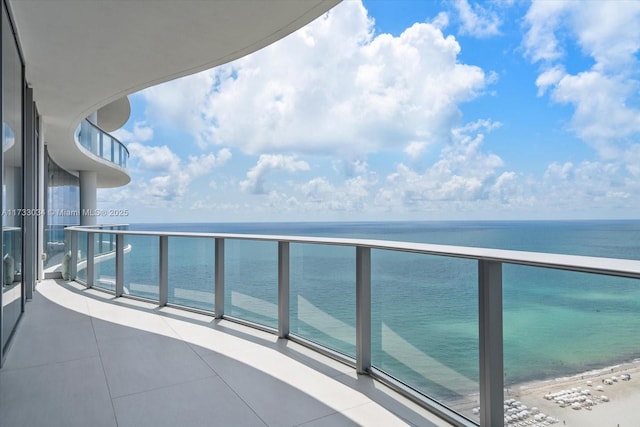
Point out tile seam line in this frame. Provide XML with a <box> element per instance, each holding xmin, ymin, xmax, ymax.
<box><xmin>89</xmin><ymin>314</ymin><xmax>121</xmax><ymax>427</ymax></box>
<box><xmin>109</xmin><ymin>373</ymin><xmax>220</xmax><ymax>401</ymax></box>
<box><xmin>159</xmin><ymin>312</ymin><xmax>269</xmax><ymax>426</ymax></box>
<box><xmin>0</xmin><ymin>353</ymin><xmax>101</xmax><ymax>374</ymax></box>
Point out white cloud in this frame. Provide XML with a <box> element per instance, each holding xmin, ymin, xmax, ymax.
<box><xmin>142</xmin><ymin>71</ymin><xmax>215</xmax><ymax>148</ymax></box>
<box><xmin>240</xmin><ymin>154</ymin><xmax>310</xmax><ymax>194</ymax></box>
<box><xmin>111</xmin><ymin>121</ymin><xmax>154</xmax><ymax>143</ymax></box>
<box><xmin>293</xmin><ymin>165</ymin><xmax>377</xmax><ymax>213</ymax></box>
<box><xmin>524</xmin><ymin>1</ymin><xmax>640</xmax><ymax>159</ymax></box>
<box><xmin>127</xmin><ymin>143</ymin><xmax>180</xmax><ymax>172</ymax></box>
<box><xmin>538</xmin><ymin>160</ymin><xmax>640</xmax><ymax>214</ymax></box>
<box><xmin>141</xmin><ymin>0</ymin><xmax>488</xmax><ymax>159</ymax></box>
<box><xmin>332</xmin><ymin>159</ymin><xmax>369</xmax><ymax>177</ymax></box>
<box><xmin>535</xmin><ymin>66</ymin><xmax>565</xmax><ymax>96</ymax></box>
<box><xmin>404</xmin><ymin>141</ymin><xmax>428</xmax><ymax>159</ymax></box>
<box><xmin>452</xmin><ymin>0</ymin><xmax>502</xmax><ymax>38</ymax></box>
<box><xmin>375</xmin><ymin>120</ymin><xmax>511</xmax><ymax>210</ymax></box>
<box><xmin>121</xmin><ymin>144</ymin><xmax>232</xmax><ymax>204</ymax></box>
<box><xmin>522</xmin><ymin>1</ymin><xmax>575</xmax><ymax>63</ymax></box>
<box><xmin>186</xmin><ymin>148</ymin><xmax>231</xmax><ymax>176</ymax></box>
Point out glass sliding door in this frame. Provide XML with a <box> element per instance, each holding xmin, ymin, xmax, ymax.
<box><xmin>1</xmin><ymin>1</ymin><xmax>25</xmax><ymax>355</ymax></box>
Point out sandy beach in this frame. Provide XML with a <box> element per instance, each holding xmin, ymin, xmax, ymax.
<box><xmin>455</xmin><ymin>359</ymin><xmax>640</xmax><ymax>426</ymax></box>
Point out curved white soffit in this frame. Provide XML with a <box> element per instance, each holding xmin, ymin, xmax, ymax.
<box><xmin>10</xmin><ymin>0</ymin><xmax>342</xmax><ymax>184</ymax></box>
<box><xmin>97</xmin><ymin>96</ymin><xmax>131</xmax><ymax>133</ymax></box>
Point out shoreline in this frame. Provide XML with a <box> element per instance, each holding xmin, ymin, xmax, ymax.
<box><xmin>454</xmin><ymin>358</ymin><xmax>640</xmax><ymax>426</ymax></box>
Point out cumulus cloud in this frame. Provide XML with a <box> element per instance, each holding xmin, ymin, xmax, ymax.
<box><xmin>240</xmin><ymin>154</ymin><xmax>310</xmax><ymax>194</ymax></box>
<box><xmin>111</xmin><ymin>121</ymin><xmax>154</xmax><ymax>143</ymax></box>
<box><xmin>538</xmin><ymin>160</ymin><xmax>640</xmax><ymax>214</ymax></box>
<box><xmin>186</xmin><ymin>148</ymin><xmax>231</xmax><ymax>176</ymax></box>
<box><xmin>452</xmin><ymin>0</ymin><xmax>502</xmax><ymax>38</ymax></box>
<box><xmin>127</xmin><ymin>143</ymin><xmax>180</xmax><ymax>172</ymax></box>
<box><xmin>375</xmin><ymin>120</ymin><xmax>513</xmax><ymax>210</ymax></box>
<box><xmin>524</xmin><ymin>1</ymin><xmax>640</xmax><ymax>160</ymax></box>
<box><xmin>332</xmin><ymin>159</ymin><xmax>369</xmax><ymax>177</ymax></box>
<box><xmin>124</xmin><ymin>144</ymin><xmax>232</xmax><ymax>204</ymax></box>
<box><xmin>141</xmin><ymin>0</ymin><xmax>488</xmax><ymax>159</ymax></box>
<box><xmin>142</xmin><ymin>71</ymin><xmax>215</xmax><ymax>148</ymax></box>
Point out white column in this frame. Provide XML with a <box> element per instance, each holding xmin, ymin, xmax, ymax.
<box><xmin>79</xmin><ymin>171</ymin><xmax>97</xmax><ymax>226</ymax></box>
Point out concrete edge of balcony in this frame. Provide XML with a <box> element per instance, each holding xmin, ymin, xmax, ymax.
<box><xmin>0</xmin><ymin>279</ymin><xmax>454</xmax><ymax>427</ymax></box>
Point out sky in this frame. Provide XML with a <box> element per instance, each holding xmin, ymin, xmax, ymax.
<box><xmin>101</xmin><ymin>0</ymin><xmax>640</xmax><ymax>223</ymax></box>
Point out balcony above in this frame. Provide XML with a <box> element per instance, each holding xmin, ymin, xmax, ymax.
<box><xmin>0</xmin><ymin>279</ymin><xmax>451</xmax><ymax>427</ymax></box>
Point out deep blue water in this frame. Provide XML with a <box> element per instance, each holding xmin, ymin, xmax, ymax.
<box><xmin>93</xmin><ymin>220</ymin><xmax>640</xmax><ymax>402</ymax></box>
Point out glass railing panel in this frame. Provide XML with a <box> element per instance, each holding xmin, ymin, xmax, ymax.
<box><xmin>371</xmin><ymin>249</ymin><xmax>479</xmax><ymax>416</ymax></box>
<box><xmin>44</xmin><ymin>224</ymin><xmax>68</xmax><ymax>270</ymax></box>
<box><xmin>225</xmin><ymin>239</ymin><xmax>277</xmax><ymax>328</ymax></box>
<box><xmin>123</xmin><ymin>234</ymin><xmax>159</xmax><ymax>300</ymax></box>
<box><xmin>122</xmin><ymin>146</ymin><xmax>128</xmax><ymax>168</ymax></box>
<box><xmin>93</xmin><ymin>232</ymin><xmax>116</xmax><ymax>292</ymax></box>
<box><xmin>76</xmin><ymin>231</ymin><xmax>87</xmax><ymax>282</ymax></box>
<box><xmin>167</xmin><ymin>236</ymin><xmax>215</xmax><ymax>312</ymax></box>
<box><xmin>290</xmin><ymin>243</ymin><xmax>356</xmax><ymax>357</ymax></box>
<box><xmin>102</xmin><ymin>136</ymin><xmax>112</xmax><ymax>162</ymax></box>
<box><xmin>502</xmin><ymin>265</ymin><xmax>640</xmax><ymax>426</ymax></box>
<box><xmin>78</xmin><ymin>119</ymin><xmax>93</xmax><ymax>152</ymax></box>
<box><xmin>76</xmin><ymin>119</ymin><xmax>128</xmax><ymax>168</ymax></box>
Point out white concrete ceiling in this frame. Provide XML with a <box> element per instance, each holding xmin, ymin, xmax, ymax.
<box><xmin>9</xmin><ymin>0</ymin><xmax>341</xmax><ymax>187</ymax></box>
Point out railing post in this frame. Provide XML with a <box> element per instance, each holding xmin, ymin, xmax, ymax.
<box><xmin>70</xmin><ymin>230</ymin><xmax>78</xmax><ymax>280</ymax></box>
<box><xmin>356</xmin><ymin>246</ymin><xmax>371</xmax><ymax>374</ymax></box>
<box><xmin>86</xmin><ymin>232</ymin><xmax>95</xmax><ymax>288</ymax></box>
<box><xmin>478</xmin><ymin>260</ymin><xmax>504</xmax><ymax>427</ymax></box>
<box><xmin>214</xmin><ymin>238</ymin><xmax>225</xmax><ymax>318</ymax></box>
<box><xmin>278</xmin><ymin>241</ymin><xmax>290</xmax><ymax>338</ymax></box>
<box><xmin>115</xmin><ymin>234</ymin><xmax>124</xmax><ymax>297</ymax></box>
<box><xmin>159</xmin><ymin>235</ymin><xmax>168</xmax><ymax>306</ymax></box>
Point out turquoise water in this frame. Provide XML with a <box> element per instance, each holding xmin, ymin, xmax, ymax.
<box><xmin>98</xmin><ymin>220</ymin><xmax>640</xmax><ymax>402</ymax></box>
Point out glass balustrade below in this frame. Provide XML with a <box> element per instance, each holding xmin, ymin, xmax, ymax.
<box><xmin>501</xmin><ymin>265</ymin><xmax>640</xmax><ymax>427</ymax></box>
<box><xmin>76</xmin><ymin>231</ymin><xmax>87</xmax><ymax>283</ymax></box>
<box><xmin>168</xmin><ymin>236</ymin><xmax>215</xmax><ymax>312</ymax></box>
<box><xmin>76</xmin><ymin>119</ymin><xmax>129</xmax><ymax>168</ymax></box>
<box><xmin>93</xmin><ymin>232</ymin><xmax>116</xmax><ymax>292</ymax></box>
<box><xmin>123</xmin><ymin>234</ymin><xmax>159</xmax><ymax>300</ymax></box>
<box><xmin>225</xmin><ymin>239</ymin><xmax>278</xmax><ymax>329</ymax></box>
<box><xmin>371</xmin><ymin>249</ymin><xmax>479</xmax><ymax>417</ymax></box>
<box><xmin>290</xmin><ymin>243</ymin><xmax>356</xmax><ymax>358</ymax></box>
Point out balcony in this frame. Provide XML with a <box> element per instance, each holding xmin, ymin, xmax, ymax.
<box><xmin>0</xmin><ymin>278</ymin><xmax>449</xmax><ymax>426</ymax></box>
<box><xmin>15</xmin><ymin>226</ymin><xmax>640</xmax><ymax>426</ymax></box>
<box><xmin>76</xmin><ymin>119</ymin><xmax>129</xmax><ymax>169</ymax></box>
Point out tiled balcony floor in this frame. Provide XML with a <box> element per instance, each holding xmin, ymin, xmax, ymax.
<box><xmin>0</xmin><ymin>279</ymin><xmax>453</xmax><ymax>427</ymax></box>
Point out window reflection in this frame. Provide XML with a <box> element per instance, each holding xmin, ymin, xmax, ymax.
<box><xmin>44</xmin><ymin>150</ymin><xmax>79</xmax><ymax>272</ymax></box>
<box><xmin>2</xmin><ymin>3</ymin><xmax>24</xmax><ymax>352</ymax></box>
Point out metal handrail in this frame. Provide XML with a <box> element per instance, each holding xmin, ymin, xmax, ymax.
<box><xmin>64</xmin><ymin>226</ymin><xmax>640</xmax><ymax>279</ymax></box>
<box><xmin>65</xmin><ymin>225</ymin><xmax>640</xmax><ymax>427</ymax></box>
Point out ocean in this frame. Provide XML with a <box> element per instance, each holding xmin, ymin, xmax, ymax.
<box><xmin>90</xmin><ymin>220</ymin><xmax>640</xmax><ymax>403</ymax></box>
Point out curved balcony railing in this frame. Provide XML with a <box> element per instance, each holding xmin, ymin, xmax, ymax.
<box><xmin>75</xmin><ymin>119</ymin><xmax>129</xmax><ymax>168</ymax></box>
<box><xmin>64</xmin><ymin>226</ymin><xmax>640</xmax><ymax>427</ymax></box>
